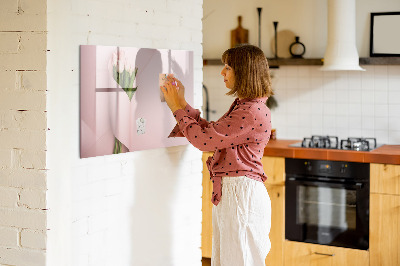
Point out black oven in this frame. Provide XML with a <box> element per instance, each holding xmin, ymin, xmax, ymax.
<box><xmin>285</xmin><ymin>158</ymin><xmax>369</xmax><ymax>250</ymax></box>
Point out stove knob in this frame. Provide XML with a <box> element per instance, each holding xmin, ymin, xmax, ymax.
<box><xmin>305</xmin><ymin>162</ymin><xmax>312</xmax><ymax>171</ymax></box>
<box><xmin>340</xmin><ymin>164</ymin><xmax>347</xmax><ymax>174</ymax></box>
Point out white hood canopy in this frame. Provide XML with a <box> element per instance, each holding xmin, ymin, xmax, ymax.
<box><xmin>320</xmin><ymin>0</ymin><xmax>365</xmax><ymax>71</ymax></box>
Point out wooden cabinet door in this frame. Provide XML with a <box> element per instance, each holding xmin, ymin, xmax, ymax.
<box><xmin>370</xmin><ymin>193</ymin><xmax>400</xmax><ymax>266</ymax></box>
<box><xmin>262</xmin><ymin>156</ymin><xmax>285</xmax><ymax>186</ymax></box>
<box><xmin>264</xmin><ymin>184</ymin><xmax>284</xmax><ymax>266</ymax></box>
<box><xmin>202</xmin><ymin>152</ymin><xmax>213</xmax><ymax>258</ymax></box>
<box><xmin>370</xmin><ymin>163</ymin><xmax>400</xmax><ymax>195</ymax></box>
<box><xmin>262</xmin><ymin>157</ymin><xmax>285</xmax><ymax>265</ymax></box>
<box><xmin>284</xmin><ymin>241</ymin><xmax>369</xmax><ymax>266</ymax></box>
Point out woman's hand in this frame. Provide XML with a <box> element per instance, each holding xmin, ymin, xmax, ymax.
<box><xmin>161</xmin><ymin>79</ymin><xmax>184</xmax><ymax>113</ymax></box>
<box><xmin>174</xmin><ymin>77</ymin><xmax>187</xmax><ymax>108</ymax></box>
<box><xmin>166</xmin><ymin>75</ymin><xmax>187</xmax><ymax>108</ymax></box>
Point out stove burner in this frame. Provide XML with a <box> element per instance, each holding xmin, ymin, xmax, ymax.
<box><xmin>340</xmin><ymin>137</ymin><xmax>377</xmax><ymax>151</ymax></box>
<box><xmin>294</xmin><ymin>136</ymin><xmax>379</xmax><ymax>151</ymax></box>
<box><xmin>301</xmin><ymin>135</ymin><xmax>339</xmax><ymax>149</ymax></box>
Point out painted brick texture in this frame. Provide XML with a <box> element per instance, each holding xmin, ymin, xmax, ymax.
<box><xmin>0</xmin><ymin>0</ymin><xmax>47</xmax><ymax>265</ymax></box>
<box><xmin>0</xmin><ymin>227</ymin><xmax>19</xmax><ymax>247</ymax></box>
<box><xmin>0</xmin><ymin>0</ymin><xmax>47</xmax><ymax>32</ymax></box>
<box><xmin>21</xmin><ymin>229</ymin><xmax>47</xmax><ymax>250</ymax></box>
<box><xmin>46</xmin><ymin>0</ymin><xmax>203</xmax><ymax>265</ymax></box>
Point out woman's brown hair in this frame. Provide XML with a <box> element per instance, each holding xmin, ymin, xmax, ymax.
<box><xmin>221</xmin><ymin>44</ymin><xmax>273</xmax><ymax>99</ymax></box>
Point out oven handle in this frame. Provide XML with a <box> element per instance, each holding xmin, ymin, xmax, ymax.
<box><xmin>286</xmin><ymin>177</ymin><xmax>364</xmax><ymax>189</ymax></box>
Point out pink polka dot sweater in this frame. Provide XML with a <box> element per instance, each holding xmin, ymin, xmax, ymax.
<box><xmin>169</xmin><ymin>97</ymin><xmax>271</xmax><ymax>206</ymax></box>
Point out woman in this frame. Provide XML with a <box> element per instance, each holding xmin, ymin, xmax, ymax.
<box><xmin>161</xmin><ymin>44</ymin><xmax>273</xmax><ymax>266</ymax></box>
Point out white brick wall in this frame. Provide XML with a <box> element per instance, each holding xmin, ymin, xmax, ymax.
<box><xmin>47</xmin><ymin>1</ymin><xmax>203</xmax><ymax>266</ymax></box>
<box><xmin>0</xmin><ymin>0</ymin><xmax>48</xmax><ymax>265</ymax></box>
<box><xmin>21</xmin><ymin>229</ymin><xmax>47</xmax><ymax>250</ymax></box>
<box><xmin>0</xmin><ymin>187</ymin><xmax>19</xmax><ymax>208</ymax></box>
<box><xmin>0</xmin><ymin>227</ymin><xmax>19</xmax><ymax>247</ymax></box>
<box><xmin>0</xmin><ymin>247</ymin><xmax>46</xmax><ymax>266</ymax></box>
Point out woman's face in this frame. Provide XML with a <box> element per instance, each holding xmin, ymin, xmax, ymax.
<box><xmin>221</xmin><ymin>64</ymin><xmax>235</xmax><ymax>89</ymax></box>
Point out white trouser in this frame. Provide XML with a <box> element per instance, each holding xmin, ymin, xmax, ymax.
<box><xmin>212</xmin><ymin>176</ymin><xmax>271</xmax><ymax>266</ymax></box>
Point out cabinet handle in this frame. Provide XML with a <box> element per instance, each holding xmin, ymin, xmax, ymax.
<box><xmin>314</xmin><ymin>252</ymin><xmax>335</xmax><ymax>257</ymax></box>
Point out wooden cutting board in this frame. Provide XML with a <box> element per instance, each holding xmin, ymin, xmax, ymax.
<box><xmin>231</xmin><ymin>16</ymin><xmax>249</xmax><ymax>48</ymax></box>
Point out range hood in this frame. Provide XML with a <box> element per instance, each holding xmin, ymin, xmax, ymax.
<box><xmin>320</xmin><ymin>0</ymin><xmax>365</xmax><ymax>71</ymax></box>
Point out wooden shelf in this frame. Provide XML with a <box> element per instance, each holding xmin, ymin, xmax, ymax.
<box><xmin>359</xmin><ymin>57</ymin><xmax>400</xmax><ymax>65</ymax></box>
<box><xmin>202</xmin><ymin>59</ymin><xmax>222</xmax><ymax>66</ymax></box>
<box><xmin>203</xmin><ymin>58</ymin><xmax>323</xmax><ymax>67</ymax></box>
<box><xmin>203</xmin><ymin>57</ymin><xmax>400</xmax><ymax>67</ymax></box>
<box><xmin>268</xmin><ymin>58</ymin><xmax>323</xmax><ymax>67</ymax></box>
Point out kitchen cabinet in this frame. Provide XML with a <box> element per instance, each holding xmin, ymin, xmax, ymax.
<box><xmin>202</xmin><ymin>156</ymin><xmax>400</xmax><ymax>265</ymax></box>
<box><xmin>201</xmin><ymin>152</ymin><xmax>213</xmax><ymax>258</ymax></box>
<box><xmin>370</xmin><ymin>163</ymin><xmax>400</xmax><ymax>266</ymax></box>
<box><xmin>264</xmin><ymin>184</ymin><xmax>284</xmax><ymax>266</ymax></box>
<box><xmin>261</xmin><ymin>156</ymin><xmax>285</xmax><ymax>266</ymax></box>
<box><xmin>370</xmin><ymin>163</ymin><xmax>400</xmax><ymax>195</ymax></box>
<box><xmin>370</xmin><ymin>193</ymin><xmax>400</xmax><ymax>266</ymax></box>
<box><xmin>261</xmin><ymin>156</ymin><xmax>285</xmax><ymax>186</ymax></box>
<box><xmin>201</xmin><ymin>154</ymin><xmax>286</xmax><ymax>266</ymax></box>
<box><xmin>260</xmin><ymin>141</ymin><xmax>400</xmax><ymax>266</ymax></box>
<box><xmin>284</xmin><ymin>241</ymin><xmax>369</xmax><ymax>266</ymax></box>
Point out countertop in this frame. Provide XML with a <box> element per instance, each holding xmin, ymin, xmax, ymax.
<box><xmin>263</xmin><ymin>139</ymin><xmax>400</xmax><ymax>165</ymax></box>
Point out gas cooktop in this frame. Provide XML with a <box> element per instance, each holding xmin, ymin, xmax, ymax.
<box><xmin>289</xmin><ymin>135</ymin><xmax>383</xmax><ymax>151</ymax></box>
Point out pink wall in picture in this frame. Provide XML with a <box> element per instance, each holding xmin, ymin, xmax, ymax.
<box><xmin>80</xmin><ymin>45</ymin><xmax>194</xmax><ymax>158</ymax></box>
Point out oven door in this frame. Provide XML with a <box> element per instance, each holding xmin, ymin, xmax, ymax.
<box><xmin>285</xmin><ymin>177</ymin><xmax>369</xmax><ymax>250</ymax></box>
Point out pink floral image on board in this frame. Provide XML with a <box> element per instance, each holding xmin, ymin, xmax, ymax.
<box><xmin>80</xmin><ymin>45</ymin><xmax>194</xmax><ymax>158</ymax></box>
